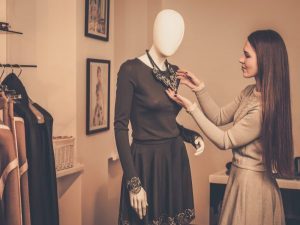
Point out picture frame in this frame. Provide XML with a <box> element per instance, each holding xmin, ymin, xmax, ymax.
<box><xmin>86</xmin><ymin>58</ymin><xmax>110</xmax><ymax>135</ymax></box>
<box><xmin>85</xmin><ymin>0</ymin><xmax>110</xmax><ymax>41</ymax></box>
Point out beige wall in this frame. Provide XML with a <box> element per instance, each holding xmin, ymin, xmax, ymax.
<box><xmin>76</xmin><ymin>0</ymin><xmax>120</xmax><ymax>224</ymax></box>
<box><xmin>4</xmin><ymin>0</ymin><xmax>79</xmax><ymax>225</ymax></box>
<box><xmin>5</xmin><ymin>0</ymin><xmax>77</xmax><ymax>137</ymax></box>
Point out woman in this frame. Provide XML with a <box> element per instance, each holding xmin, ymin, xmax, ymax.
<box><xmin>166</xmin><ymin>29</ymin><xmax>294</xmax><ymax>225</ymax></box>
<box><xmin>114</xmin><ymin>9</ymin><xmax>204</xmax><ymax>225</ymax></box>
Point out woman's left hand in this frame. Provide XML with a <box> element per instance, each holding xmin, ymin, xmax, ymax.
<box><xmin>165</xmin><ymin>88</ymin><xmax>193</xmax><ymax>109</ymax></box>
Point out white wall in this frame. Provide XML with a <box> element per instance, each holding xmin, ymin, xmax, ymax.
<box><xmin>115</xmin><ymin>1</ymin><xmax>300</xmax><ymax>225</ymax></box>
<box><xmin>76</xmin><ymin>0</ymin><xmax>121</xmax><ymax>224</ymax></box>
<box><xmin>2</xmin><ymin>1</ymin><xmax>299</xmax><ymax>225</ymax></box>
<box><xmin>161</xmin><ymin>1</ymin><xmax>300</xmax><ymax>224</ymax></box>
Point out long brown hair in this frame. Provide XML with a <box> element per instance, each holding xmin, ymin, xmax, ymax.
<box><xmin>248</xmin><ymin>30</ymin><xmax>294</xmax><ymax>176</ymax></box>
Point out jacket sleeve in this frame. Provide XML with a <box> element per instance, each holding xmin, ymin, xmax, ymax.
<box><xmin>114</xmin><ymin>62</ymin><xmax>141</xmax><ymax>193</ymax></box>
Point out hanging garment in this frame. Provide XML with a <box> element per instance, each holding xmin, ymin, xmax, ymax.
<box><xmin>31</xmin><ymin>102</ymin><xmax>59</xmax><ymax>225</ymax></box>
<box><xmin>115</xmin><ymin>59</ymin><xmax>195</xmax><ymax>225</ymax></box>
<box><xmin>1</xmin><ymin>92</ymin><xmax>23</xmax><ymax>225</ymax></box>
<box><xmin>2</xmin><ymin>73</ymin><xmax>59</xmax><ymax>225</ymax></box>
<box><xmin>0</xmin><ymin>124</ymin><xmax>22</xmax><ymax>225</ymax></box>
<box><xmin>15</xmin><ymin>117</ymin><xmax>31</xmax><ymax>225</ymax></box>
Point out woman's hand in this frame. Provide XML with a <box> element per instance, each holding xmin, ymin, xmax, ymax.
<box><xmin>166</xmin><ymin>88</ymin><xmax>193</xmax><ymax>110</ymax></box>
<box><xmin>129</xmin><ymin>187</ymin><xmax>148</xmax><ymax>220</ymax></box>
<box><xmin>176</xmin><ymin>69</ymin><xmax>204</xmax><ymax>90</ymax></box>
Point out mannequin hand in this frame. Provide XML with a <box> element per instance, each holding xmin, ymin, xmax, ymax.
<box><xmin>129</xmin><ymin>187</ymin><xmax>148</xmax><ymax>220</ymax></box>
<box><xmin>176</xmin><ymin>69</ymin><xmax>204</xmax><ymax>90</ymax></box>
<box><xmin>194</xmin><ymin>137</ymin><xmax>205</xmax><ymax>156</ymax></box>
<box><xmin>166</xmin><ymin>88</ymin><xmax>193</xmax><ymax>109</ymax></box>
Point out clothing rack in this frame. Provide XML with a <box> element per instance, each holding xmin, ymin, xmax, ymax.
<box><xmin>2</xmin><ymin>64</ymin><xmax>37</xmax><ymax>68</ymax></box>
<box><xmin>0</xmin><ymin>22</ymin><xmax>23</xmax><ymax>34</ymax></box>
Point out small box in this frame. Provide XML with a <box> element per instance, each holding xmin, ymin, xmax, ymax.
<box><xmin>53</xmin><ymin>136</ymin><xmax>76</xmax><ymax>171</ymax></box>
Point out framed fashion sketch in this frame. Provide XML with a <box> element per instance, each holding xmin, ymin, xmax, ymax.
<box><xmin>85</xmin><ymin>0</ymin><xmax>110</xmax><ymax>41</ymax></box>
<box><xmin>86</xmin><ymin>58</ymin><xmax>110</xmax><ymax>135</ymax></box>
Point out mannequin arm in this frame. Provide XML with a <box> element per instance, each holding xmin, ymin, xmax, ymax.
<box><xmin>194</xmin><ymin>86</ymin><xmax>243</xmax><ymax>126</ymax></box>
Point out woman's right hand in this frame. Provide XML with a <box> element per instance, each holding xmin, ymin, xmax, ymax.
<box><xmin>176</xmin><ymin>69</ymin><xmax>204</xmax><ymax>90</ymax></box>
<box><xmin>129</xmin><ymin>187</ymin><xmax>148</xmax><ymax>220</ymax></box>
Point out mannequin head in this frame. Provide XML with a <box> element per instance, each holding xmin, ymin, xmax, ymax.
<box><xmin>152</xmin><ymin>9</ymin><xmax>185</xmax><ymax>57</ymax></box>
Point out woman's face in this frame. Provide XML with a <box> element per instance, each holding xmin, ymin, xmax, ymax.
<box><xmin>97</xmin><ymin>67</ymin><xmax>101</xmax><ymax>79</ymax></box>
<box><xmin>239</xmin><ymin>41</ymin><xmax>258</xmax><ymax>78</ymax></box>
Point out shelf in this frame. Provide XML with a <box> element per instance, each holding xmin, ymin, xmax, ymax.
<box><xmin>0</xmin><ymin>29</ymin><xmax>23</xmax><ymax>34</ymax></box>
<box><xmin>109</xmin><ymin>151</ymin><xmax>119</xmax><ymax>161</ymax></box>
<box><xmin>56</xmin><ymin>163</ymin><xmax>84</xmax><ymax>179</ymax></box>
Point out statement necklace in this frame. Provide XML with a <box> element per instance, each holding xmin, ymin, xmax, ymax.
<box><xmin>146</xmin><ymin>50</ymin><xmax>179</xmax><ymax>93</ymax></box>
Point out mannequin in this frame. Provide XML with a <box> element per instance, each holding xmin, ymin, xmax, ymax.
<box><xmin>114</xmin><ymin>9</ymin><xmax>201</xmax><ymax>225</ymax></box>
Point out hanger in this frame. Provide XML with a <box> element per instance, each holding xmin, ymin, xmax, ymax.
<box><xmin>0</xmin><ymin>91</ymin><xmax>9</xmax><ymax>125</ymax></box>
<box><xmin>28</xmin><ymin>98</ymin><xmax>45</xmax><ymax>124</ymax></box>
<box><xmin>0</xmin><ymin>63</ymin><xmax>14</xmax><ymax>83</ymax></box>
<box><xmin>16</xmin><ymin>64</ymin><xmax>22</xmax><ymax>78</ymax></box>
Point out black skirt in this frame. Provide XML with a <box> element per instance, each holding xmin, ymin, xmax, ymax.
<box><xmin>119</xmin><ymin>136</ymin><xmax>195</xmax><ymax>225</ymax></box>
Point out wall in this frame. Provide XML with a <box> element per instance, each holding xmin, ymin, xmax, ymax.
<box><xmin>0</xmin><ymin>0</ymin><xmax>6</xmax><ymax>63</ymax></box>
<box><xmin>76</xmin><ymin>0</ymin><xmax>120</xmax><ymax>224</ymax></box>
<box><xmin>5</xmin><ymin>0</ymin><xmax>77</xmax><ymax>137</ymax></box>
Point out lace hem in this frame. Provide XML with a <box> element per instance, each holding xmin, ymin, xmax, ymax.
<box><xmin>126</xmin><ymin>177</ymin><xmax>142</xmax><ymax>194</ymax></box>
<box><xmin>121</xmin><ymin>208</ymin><xmax>195</xmax><ymax>225</ymax></box>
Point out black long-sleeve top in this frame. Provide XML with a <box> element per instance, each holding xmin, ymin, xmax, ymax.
<box><xmin>114</xmin><ymin>58</ymin><xmax>182</xmax><ymax>182</ymax></box>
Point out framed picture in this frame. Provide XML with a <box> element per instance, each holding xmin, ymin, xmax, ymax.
<box><xmin>86</xmin><ymin>58</ymin><xmax>110</xmax><ymax>135</ymax></box>
<box><xmin>85</xmin><ymin>0</ymin><xmax>110</xmax><ymax>41</ymax></box>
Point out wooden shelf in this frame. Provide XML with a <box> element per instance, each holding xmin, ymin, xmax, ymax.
<box><xmin>0</xmin><ymin>29</ymin><xmax>23</xmax><ymax>34</ymax></box>
<box><xmin>56</xmin><ymin>163</ymin><xmax>84</xmax><ymax>178</ymax></box>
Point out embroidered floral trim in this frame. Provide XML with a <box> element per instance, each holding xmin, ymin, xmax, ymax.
<box><xmin>121</xmin><ymin>208</ymin><xmax>195</xmax><ymax>225</ymax></box>
<box><xmin>126</xmin><ymin>177</ymin><xmax>142</xmax><ymax>194</ymax></box>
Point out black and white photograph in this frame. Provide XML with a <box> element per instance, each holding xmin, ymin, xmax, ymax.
<box><xmin>1</xmin><ymin>1</ymin><xmax>299</xmax><ymax>225</ymax></box>
<box><xmin>86</xmin><ymin>58</ymin><xmax>110</xmax><ymax>134</ymax></box>
<box><xmin>85</xmin><ymin>0</ymin><xmax>110</xmax><ymax>41</ymax></box>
